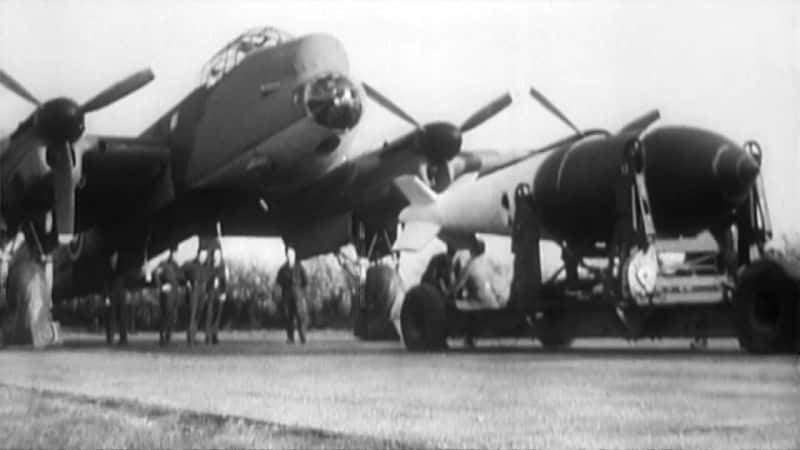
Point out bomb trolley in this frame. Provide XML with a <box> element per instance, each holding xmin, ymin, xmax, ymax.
<box><xmin>399</xmin><ymin>139</ymin><xmax>799</xmax><ymax>353</ymax></box>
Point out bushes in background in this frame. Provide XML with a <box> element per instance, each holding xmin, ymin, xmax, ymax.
<box><xmin>54</xmin><ymin>254</ymin><xmax>360</xmax><ymax>332</ymax></box>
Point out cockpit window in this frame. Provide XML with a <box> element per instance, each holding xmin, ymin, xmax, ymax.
<box><xmin>201</xmin><ymin>26</ymin><xmax>293</xmax><ymax>87</ymax></box>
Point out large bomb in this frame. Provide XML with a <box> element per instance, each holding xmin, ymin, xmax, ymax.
<box><xmin>532</xmin><ymin>126</ymin><xmax>760</xmax><ymax>244</ymax></box>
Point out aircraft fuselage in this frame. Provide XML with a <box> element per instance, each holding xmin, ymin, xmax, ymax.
<box><xmin>141</xmin><ymin>33</ymin><xmax>363</xmax><ymax>195</ymax></box>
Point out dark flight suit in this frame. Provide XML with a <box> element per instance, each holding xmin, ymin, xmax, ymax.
<box><xmin>104</xmin><ymin>275</ymin><xmax>128</xmax><ymax>345</ymax></box>
<box><xmin>276</xmin><ymin>262</ymin><xmax>308</xmax><ymax>343</ymax></box>
<box><xmin>155</xmin><ymin>258</ymin><xmax>181</xmax><ymax>346</ymax></box>
<box><xmin>204</xmin><ymin>262</ymin><xmax>228</xmax><ymax>344</ymax></box>
<box><xmin>184</xmin><ymin>259</ymin><xmax>211</xmax><ymax>345</ymax></box>
<box><xmin>421</xmin><ymin>252</ymin><xmax>455</xmax><ymax>296</ymax></box>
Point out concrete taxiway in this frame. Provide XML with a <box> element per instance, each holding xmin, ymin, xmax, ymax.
<box><xmin>1</xmin><ymin>331</ymin><xmax>798</xmax><ymax>449</ymax></box>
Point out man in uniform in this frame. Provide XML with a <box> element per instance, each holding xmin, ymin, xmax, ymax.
<box><xmin>204</xmin><ymin>248</ymin><xmax>228</xmax><ymax>345</ymax></box>
<box><xmin>184</xmin><ymin>248</ymin><xmax>210</xmax><ymax>345</ymax></box>
<box><xmin>105</xmin><ymin>252</ymin><xmax>129</xmax><ymax>346</ymax></box>
<box><xmin>155</xmin><ymin>246</ymin><xmax>181</xmax><ymax>346</ymax></box>
<box><xmin>276</xmin><ymin>246</ymin><xmax>308</xmax><ymax>344</ymax></box>
<box><xmin>452</xmin><ymin>239</ymin><xmax>500</xmax><ymax>348</ymax></box>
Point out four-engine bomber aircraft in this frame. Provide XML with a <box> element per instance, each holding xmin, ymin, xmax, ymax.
<box><xmin>390</xmin><ymin>87</ymin><xmax>798</xmax><ymax>354</ymax></box>
<box><xmin>0</xmin><ymin>26</ymin><xmax>519</xmax><ymax>344</ymax></box>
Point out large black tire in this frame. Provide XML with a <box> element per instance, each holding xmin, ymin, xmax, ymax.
<box><xmin>400</xmin><ymin>283</ymin><xmax>447</xmax><ymax>351</ymax></box>
<box><xmin>536</xmin><ymin>309</ymin><xmax>575</xmax><ymax>350</ymax></box>
<box><xmin>355</xmin><ymin>264</ymin><xmax>401</xmax><ymax>341</ymax></box>
<box><xmin>735</xmin><ymin>259</ymin><xmax>799</xmax><ymax>354</ymax></box>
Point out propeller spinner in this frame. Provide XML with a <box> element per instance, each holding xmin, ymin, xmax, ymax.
<box><xmin>0</xmin><ymin>68</ymin><xmax>155</xmax><ymax>243</ymax></box>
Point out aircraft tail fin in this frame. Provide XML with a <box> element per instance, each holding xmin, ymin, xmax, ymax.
<box><xmin>393</xmin><ymin>175</ymin><xmax>437</xmax><ymax>205</ymax></box>
<box><xmin>392</xmin><ymin>175</ymin><xmax>445</xmax><ymax>252</ymax></box>
<box><xmin>392</xmin><ymin>221</ymin><xmax>441</xmax><ymax>252</ymax></box>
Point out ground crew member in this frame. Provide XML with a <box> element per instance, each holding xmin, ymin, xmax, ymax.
<box><xmin>452</xmin><ymin>239</ymin><xmax>500</xmax><ymax>348</ymax></box>
<box><xmin>204</xmin><ymin>248</ymin><xmax>228</xmax><ymax>345</ymax></box>
<box><xmin>104</xmin><ymin>252</ymin><xmax>129</xmax><ymax>346</ymax></box>
<box><xmin>421</xmin><ymin>244</ymin><xmax>457</xmax><ymax>296</ymax></box>
<box><xmin>155</xmin><ymin>246</ymin><xmax>181</xmax><ymax>346</ymax></box>
<box><xmin>184</xmin><ymin>248</ymin><xmax>210</xmax><ymax>345</ymax></box>
<box><xmin>276</xmin><ymin>246</ymin><xmax>308</xmax><ymax>344</ymax></box>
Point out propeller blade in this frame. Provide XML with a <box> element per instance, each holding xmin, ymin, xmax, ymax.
<box><xmin>80</xmin><ymin>68</ymin><xmax>154</xmax><ymax>113</ymax></box>
<box><xmin>528</xmin><ymin>86</ymin><xmax>581</xmax><ymax>135</ymax></box>
<box><xmin>362</xmin><ymin>82</ymin><xmax>421</xmax><ymax>129</ymax></box>
<box><xmin>618</xmin><ymin>109</ymin><xmax>661</xmax><ymax>136</ymax></box>
<box><xmin>475</xmin><ymin>130</ymin><xmax>607</xmax><ymax>179</ymax></box>
<box><xmin>50</xmin><ymin>142</ymin><xmax>76</xmax><ymax>242</ymax></box>
<box><xmin>0</xmin><ymin>69</ymin><xmax>40</xmax><ymax>106</ymax></box>
<box><xmin>459</xmin><ymin>92</ymin><xmax>512</xmax><ymax>133</ymax></box>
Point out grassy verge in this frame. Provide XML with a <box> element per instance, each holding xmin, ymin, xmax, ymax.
<box><xmin>0</xmin><ymin>384</ymin><xmax>417</xmax><ymax>450</ymax></box>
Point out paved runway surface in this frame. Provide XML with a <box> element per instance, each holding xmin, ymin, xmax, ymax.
<box><xmin>1</xmin><ymin>330</ymin><xmax>798</xmax><ymax>449</ymax></box>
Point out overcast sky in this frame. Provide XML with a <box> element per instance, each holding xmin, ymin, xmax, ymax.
<box><xmin>1</xmin><ymin>0</ymin><xmax>797</xmax><ymax>268</ymax></box>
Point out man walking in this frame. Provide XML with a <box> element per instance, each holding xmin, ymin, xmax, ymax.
<box><xmin>276</xmin><ymin>246</ymin><xmax>308</xmax><ymax>344</ymax></box>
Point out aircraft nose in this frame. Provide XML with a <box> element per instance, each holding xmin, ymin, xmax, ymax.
<box><xmin>303</xmin><ymin>73</ymin><xmax>362</xmax><ymax>131</ymax></box>
<box><xmin>713</xmin><ymin>144</ymin><xmax>760</xmax><ymax>199</ymax></box>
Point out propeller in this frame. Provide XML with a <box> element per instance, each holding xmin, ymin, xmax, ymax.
<box><xmin>49</xmin><ymin>142</ymin><xmax>76</xmax><ymax>243</ymax></box>
<box><xmin>362</xmin><ymin>83</ymin><xmax>512</xmax><ymax>190</ymax></box>
<box><xmin>528</xmin><ymin>86</ymin><xmax>581</xmax><ymax>136</ymax></box>
<box><xmin>474</xmin><ymin>86</ymin><xmax>661</xmax><ymax>180</ymax></box>
<box><xmin>0</xmin><ymin>69</ymin><xmax>40</xmax><ymax>106</ymax></box>
<box><xmin>528</xmin><ymin>83</ymin><xmax>660</xmax><ymax>141</ymax></box>
<box><xmin>361</xmin><ymin>82</ymin><xmax>420</xmax><ymax>129</ymax></box>
<box><xmin>0</xmin><ymin>68</ymin><xmax>155</xmax><ymax>243</ymax></box>
<box><xmin>618</xmin><ymin>109</ymin><xmax>661</xmax><ymax>137</ymax></box>
<box><xmin>80</xmin><ymin>69</ymin><xmax>155</xmax><ymax>113</ymax></box>
<box><xmin>459</xmin><ymin>93</ymin><xmax>512</xmax><ymax>133</ymax></box>
<box><xmin>440</xmin><ymin>85</ymin><xmax>586</xmax><ymax>180</ymax></box>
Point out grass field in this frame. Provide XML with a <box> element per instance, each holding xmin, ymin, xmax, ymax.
<box><xmin>0</xmin><ymin>384</ymin><xmax>414</xmax><ymax>449</ymax></box>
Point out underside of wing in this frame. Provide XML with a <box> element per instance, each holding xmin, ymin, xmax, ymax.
<box><xmin>75</xmin><ymin>136</ymin><xmax>173</xmax><ymax>229</ymax></box>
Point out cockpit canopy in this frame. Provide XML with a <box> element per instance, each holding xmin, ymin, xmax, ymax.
<box><xmin>200</xmin><ymin>26</ymin><xmax>293</xmax><ymax>87</ymax></box>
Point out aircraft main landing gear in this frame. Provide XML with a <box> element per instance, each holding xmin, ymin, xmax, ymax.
<box><xmin>348</xmin><ymin>222</ymin><xmax>401</xmax><ymax>341</ymax></box>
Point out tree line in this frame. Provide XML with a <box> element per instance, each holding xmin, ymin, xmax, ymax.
<box><xmin>53</xmin><ymin>254</ymin><xmax>362</xmax><ymax>332</ymax></box>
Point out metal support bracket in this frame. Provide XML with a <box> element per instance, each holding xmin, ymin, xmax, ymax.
<box><xmin>508</xmin><ymin>183</ymin><xmax>542</xmax><ymax>311</ymax></box>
